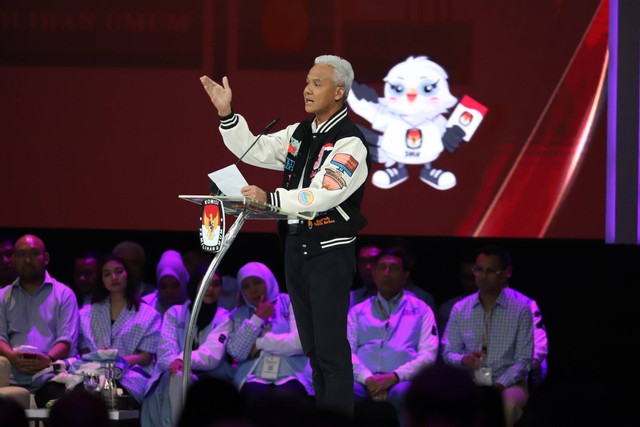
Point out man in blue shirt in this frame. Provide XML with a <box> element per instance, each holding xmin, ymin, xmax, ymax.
<box><xmin>0</xmin><ymin>234</ymin><xmax>79</xmax><ymax>407</ymax></box>
<box><xmin>441</xmin><ymin>245</ymin><xmax>533</xmax><ymax>427</ymax></box>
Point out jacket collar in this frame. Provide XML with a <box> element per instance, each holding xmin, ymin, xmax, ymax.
<box><xmin>312</xmin><ymin>105</ymin><xmax>348</xmax><ymax>134</ymax></box>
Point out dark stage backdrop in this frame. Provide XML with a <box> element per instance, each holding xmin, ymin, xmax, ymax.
<box><xmin>1</xmin><ymin>0</ymin><xmax>607</xmax><ymax>238</ymax></box>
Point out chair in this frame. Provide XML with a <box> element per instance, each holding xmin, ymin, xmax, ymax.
<box><xmin>0</xmin><ymin>355</ymin><xmax>35</xmax><ymax>409</ymax></box>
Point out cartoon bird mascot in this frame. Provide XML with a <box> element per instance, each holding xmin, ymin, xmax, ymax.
<box><xmin>347</xmin><ymin>56</ymin><xmax>485</xmax><ymax>190</ymax></box>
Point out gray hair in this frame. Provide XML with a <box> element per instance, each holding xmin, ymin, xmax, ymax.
<box><xmin>314</xmin><ymin>55</ymin><xmax>354</xmax><ymax>102</ymax></box>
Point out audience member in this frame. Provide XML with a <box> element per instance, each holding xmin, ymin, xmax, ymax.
<box><xmin>180</xmin><ymin>248</ymin><xmax>239</xmax><ymax>311</ymax></box>
<box><xmin>388</xmin><ymin>240</ymin><xmax>438</xmax><ymax>314</ymax></box>
<box><xmin>348</xmin><ymin>247</ymin><xmax>439</xmax><ymax>426</ymax></box>
<box><xmin>76</xmin><ymin>253</ymin><xmax>161</xmax><ymax>405</ymax></box>
<box><xmin>72</xmin><ymin>250</ymin><xmax>101</xmax><ymax>307</ymax></box>
<box><xmin>113</xmin><ymin>240</ymin><xmax>155</xmax><ymax>297</ymax></box>
<box><xmin>0</xmin><ymin>235</ymin><xmax>17</xmax><ymax>288</ymax></box>
<box><xmin>351</xmin><ymin>242</ymin><xmax>438</xmax><ymax>316</ymax></box>
<box><xmin>437</xmin><ymin>259</ymin><xmax>476</xmax><ymax>333</ymax></box>
<box><xmin>227</xmin><ymin>262</ymin><xmax>312</xmax><ymax>407</ymax></box>
<box><xmin>441</xmin><ymin>245</ymin><xmax>533</xmax><ymax>427</ymax></box>
<box><xmin>349</xmin><ymin>243</ymin><xmax>382</xmax><ymax>307</ymax></box>
<box><xmin>176</xmin><ymin>376</ymin><xmax>248</xmax><ymax>427</ymax></box>
<box><xmin>0</xmin><ymin>394</ymin><xmax>28</xmax><ymax>427</ymax></box>
<box><xmin>403</xmin><ymin>362</ymin><xmax>505</xmax><ymax>427</ymax></box>
<box><xmin>217</xmin><ymin>274</ymin><xmax>240</xmax><ymax>311</ymax></box>
<box><xmin>438</xmin><ymin>246</ymin><xmax>549</xmax><ymax>390</ymax></box>
<box><xmin>48</xmin><ymin>388</ymin><xmax>109</xmax><ymax>427</ymax></box>
<box><xmin>506</xmin><ymin>296</ymin><xmax>548</xmax><ymax>390</ymax></box>
<box><xmin>142</xmin><ymin>250</ymin><xmax>189</xmax><ymax>316</ymax></box>
<box><xmin>0</xmin><ymin>234</ymin><xmax>78</xmax><ymax>407</ymax></box>
<box><xmin>141</xmin><ymin>265</ymin><xmax>233</xmax><ymax>427</ymax></box>
<box><xmin>245</xmin><ymin>386</ymin><xmax>314</xmax><ymax>427</ymax></box>
<box><xmin>181</xmin><ymin>248</ymin><xmax>214</xmax><ymax>275</ymax></box>
<box><xmin>440</xmin><ymin>248</ymin><xmax>549</xmax><ymax>387</ymax></box>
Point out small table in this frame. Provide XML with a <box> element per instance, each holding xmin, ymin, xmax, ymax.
<box><xmin>26</xmin><ymin>408</ymin><xmax>140</xmax><ymax>422</ymax></box>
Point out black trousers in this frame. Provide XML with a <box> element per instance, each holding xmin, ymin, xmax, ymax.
<box><xmin>284</xmin><ymin>235</ymin><xmax>355</xmax><ymax>416</ymax></box>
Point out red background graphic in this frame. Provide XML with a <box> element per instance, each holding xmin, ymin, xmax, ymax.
<box><xmin>1</xmin><ymin>0</ymin><xmax>606</xmax><ymax>239</ymax></box>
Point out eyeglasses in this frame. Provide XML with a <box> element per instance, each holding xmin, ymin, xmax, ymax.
<box><xmin>374</xmin><ymin>263</ymin><xmax>403</xmax><ymax>274</ymax></box>
<box><xmin>471</xmin><ymin>265</ymin><xmax>503</xmax><ymax>276</ymax></box>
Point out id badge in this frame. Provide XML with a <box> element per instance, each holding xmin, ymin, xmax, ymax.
<box><xmin>260</xmin><ymin>355</ymin><xmax>281</xmax><ymax>380</ymax></box>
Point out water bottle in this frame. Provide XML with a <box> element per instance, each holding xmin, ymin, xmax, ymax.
<box><xmin>102</xmin><ymin>363</ymin><xmax>117</xmax><ymax>410</ymax></box>
<box><xmin>474</xmin><ymin>354</ymin><xmax>492</xmax><ymax>386</ymax></box>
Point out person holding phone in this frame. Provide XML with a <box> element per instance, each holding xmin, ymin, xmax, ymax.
<box><xmin>0</xmin><ymin>234</ymin><xmax>79</xmax><ymax>407</ymax></box>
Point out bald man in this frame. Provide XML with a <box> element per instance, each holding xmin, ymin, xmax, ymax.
<box><xmin>0</xmin><ymin>234</ymin><xmax>79</xmax><ymax>407</ymax></box>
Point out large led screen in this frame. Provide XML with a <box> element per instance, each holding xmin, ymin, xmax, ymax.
<box><xmin>0</xmin><ymin>0</ymin><xmax>607</xmax><ymax>238</ymax></box>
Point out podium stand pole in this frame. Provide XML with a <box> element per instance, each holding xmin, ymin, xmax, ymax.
<box><xmin>177</xmin><ymin>194</ymin><xmax>314</xmax><ymax>403</ymax></box>
<box><xmin>181</xmin><ymin>210</ymin><xmax>248</xmax><ymax>398</ymax></box>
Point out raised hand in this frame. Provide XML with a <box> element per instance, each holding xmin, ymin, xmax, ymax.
<box><xmin>255</xmin><ymin>294</ymin><xmax>275</xmax><ymax>320</ymax></box>
<box><xmin>200</xmin><ymin>75</ymin><xmax>233</xmax><ymax>117</ymax></box>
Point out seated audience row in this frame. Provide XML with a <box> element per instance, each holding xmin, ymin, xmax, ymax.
<box><xmin>0</xmin><ymin>233</ymin><xmax>547</xmax><ymax>427</ymax></box>
<box><xmin>349</xmin><ymin>244</ymin><xmax>548</xmax><ymax>427</ymax></box>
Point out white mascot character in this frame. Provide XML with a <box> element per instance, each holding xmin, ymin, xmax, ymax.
<box><xmin>347</xmin><ymin>56</ymin><xmax>484</xmax><ymax>190</ymax></box>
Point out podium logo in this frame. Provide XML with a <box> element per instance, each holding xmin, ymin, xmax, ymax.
<box><xmin>199</xmin><ymin>199</ymin><xmax>225</xmax><ymax>253</ymax></box>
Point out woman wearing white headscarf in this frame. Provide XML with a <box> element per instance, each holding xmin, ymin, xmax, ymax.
<box><xmin>227</xmin><ymin>262</ymin><xmax>312</xmax><ymax>403</ymax></box>
<box><xmin>142</xmin><ymin>250</ymin><xmax>189</xmax><ymax>316</ymax></box>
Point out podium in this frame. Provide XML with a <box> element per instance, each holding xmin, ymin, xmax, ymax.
<box><xmin>177</xmin><ymin>195</ymin><xmax>314</xmax><ymax>398</ymax></box>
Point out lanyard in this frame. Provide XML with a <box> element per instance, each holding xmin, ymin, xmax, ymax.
<box><xmin>375</xmin><ymin>291</ymin><xmax>403</xmax><ymax>321</ymax></box>
<box><xmin>376</xmin><ymin>297</ymin><xmax>391</xmax><ymax>321</ymax></box>
<box><xmin>482</xmin><ymin>306</ymin><xmax>494</xmax><ymax>353</ymax></box>
<box><xmin>375</xmin><ymin>291</ymin><xmax>404</xmax><ymax>334</ymax></box>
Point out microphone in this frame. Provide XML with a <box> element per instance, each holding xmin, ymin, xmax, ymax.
<box><xmin>208</xmin><ymin>181</ymin><xmax>221</xmax><ymax>196</ymax></box>
<box><xmin>235</xmin><ymin>117</ymin><xmax>280</xmax><ymax>166</ymax></box>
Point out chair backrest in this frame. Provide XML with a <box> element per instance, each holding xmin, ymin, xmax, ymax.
<box><xmin>0</xmin><ymin>356</ymin><xmax>11</xmax><ymax>387</ymax></box>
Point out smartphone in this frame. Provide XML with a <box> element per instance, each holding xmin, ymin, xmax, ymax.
<box><xmin>21</xmin><ymin>352</ymin><xmax>39</xmax><ymax>359</ymax></box>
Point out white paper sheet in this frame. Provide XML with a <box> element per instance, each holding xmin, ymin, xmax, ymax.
<box><xmin>208</xmin><ymin>164</ymin><xmax>248</xmax><ymax>196</ymax></box>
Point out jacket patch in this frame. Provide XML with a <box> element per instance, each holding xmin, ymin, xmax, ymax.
<box><xmin>310</xmin><ymin>143</ymin><xmax>335</xmax><ymax>180</ymax></box>
<box><xmin>330</xmin><ymin>153</ymin><xmax>359</xmax><ymax>177</ymax></box>
<box><xmin>285</xmin><ymin>157</ymin><xmax>295</xmax><ymax>172</ymax></box>
<box><xmin>322</xmin><ymin>168</ymin><xmax>347</xmax><ymax>190</ymax></box>
<box><xmin>309</xmin><ymin>216</ymin><xmax>336</xmax><ymax>228</ymax></box>
<box><xmin>288</xmin><ymin>137</ymin><xmax>302</xmax><ymax>156</ymax></box>
<box><xmin>313</xmin><ymin>143</ymin><xmax>334</xmax><ymax>170</ymax></box>
<box><xmin>298</xmin><ymin>190</ymin><xmax>314</xmax><ymax>206</ymax></box>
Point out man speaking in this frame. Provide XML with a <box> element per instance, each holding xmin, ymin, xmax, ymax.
<box><xmin>200</xmin><ymin>54</ymin><xmax>369</xmax><ymax>416</ymax></box>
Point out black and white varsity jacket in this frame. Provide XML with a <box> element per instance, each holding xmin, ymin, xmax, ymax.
<box><xmin>219</xmin><ymin>106</ymin><xmax>370</xmax><ymax>257</ymax></box>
